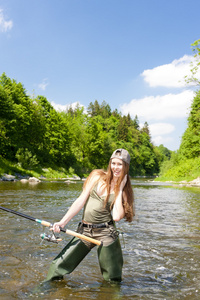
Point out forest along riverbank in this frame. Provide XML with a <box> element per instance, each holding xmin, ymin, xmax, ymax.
<box><xmin>0</xmin><ymin>179</ymin><xmax>200</xmax><ymax>299</ymax></box>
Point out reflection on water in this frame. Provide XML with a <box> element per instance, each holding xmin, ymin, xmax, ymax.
<box><xmin>0</xmin><ymin>180</ymin><xmax>200</xmax><ymax>299</ymax></box>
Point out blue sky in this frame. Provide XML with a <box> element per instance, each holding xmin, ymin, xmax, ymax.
<box><xmin>0</xmin><ymin>0</ymin><xmax>200</xmax><ymax>151</ymax></box>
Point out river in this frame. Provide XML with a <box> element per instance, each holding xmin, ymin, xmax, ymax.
<box><xmin>0</xmin><ymin>179</ymin><xmax>200</xmax><ymax>299</ymax></box>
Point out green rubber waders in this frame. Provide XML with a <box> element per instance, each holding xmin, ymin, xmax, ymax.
<box><xmin>97</xmin><ymin>238</ymin><xmax>123</xmax><ymax>282</ymax></box>
<box><xmin>45</xmin><ymin>237</ymin><xmax>91</xmax><ymax>281</ymax></box>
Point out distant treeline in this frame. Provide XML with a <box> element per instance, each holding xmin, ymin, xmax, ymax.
<box><xmin>0</xmin><ymin>73</ymin><xmax>171</xmax><ymax>177</ymax></box>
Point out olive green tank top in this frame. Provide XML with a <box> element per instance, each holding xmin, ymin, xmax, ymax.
<box><xmin>82</xmin><ymin>182</ymin><xmax>115</xmax><ymax>224</ymax></box>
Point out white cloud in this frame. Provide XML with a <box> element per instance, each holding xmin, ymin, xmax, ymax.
<box><xmin>141</xmin><ymin>55</ymin><xmax>199</xmax><ymax>88</ymax></box>
<box><xmin>151</xmin><ymin>135</ymin><xmax>174</xmax><ymax>147</ymax></box>
<box><xmin>120</xmin><ymin>90</ymin><xmax>194</xmax><ymax>121</ymax></box>
<box><xmin>149</xmin><ymin>123</ymin><xmax>175</xmax><ymax>136</ymax></box>
<box><xmin>51</xmin><ymin>101</ymin><xmax>85</xmax><ymax>112</ymax></box>
<box><xmin>139</xmin><ymin>122</ymin><xmax>175</xmax><ymax>147</ymax></box>
<box><xmin>0</xmin><ymin>9</ymin><xmax>13</xmax><ymax>32</ymax></box>
<box><xmin>38</xmin><ymin>78</ymin><xmax>49</xmax><ymax>91</ymax></box>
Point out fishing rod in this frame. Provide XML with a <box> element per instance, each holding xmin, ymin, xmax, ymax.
<box><xmin>0</xmin><ymin>205</ymin><xmax>102</xmax><ymax>246</ymax></box>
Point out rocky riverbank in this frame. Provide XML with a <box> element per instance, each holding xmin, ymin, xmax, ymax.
<box><xmin>178</xmin><ymin>177</ymin><xmax>200</xmax><ymax>187</ymax></box>
<box><xmin>0</xmin><ymin>174</ymin><xmax>82</xmax><ymax>183</ymax></box>
<box><xmin>0</xmin><ymin>174</ymin><xmax>41</xmax><ymax>183</ymax></box>
<box><xmin>154</xmin><ymin>177</ymin><xmax>200</xmax><ymax>187</ymax></box>
<box><xmin>1</xmin><ymin>173</ymin><xmax>200</xmax><ymax>187</ymax></box>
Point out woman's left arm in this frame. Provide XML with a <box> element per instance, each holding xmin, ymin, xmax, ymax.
<box><xmin>112</xmin><ymin>175</ymin><xmax>127</xmax><ymax>221</ymax></box>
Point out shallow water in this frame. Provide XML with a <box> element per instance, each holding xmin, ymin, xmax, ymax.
<box><xmin>0</xmin><ymin>180</ymin><xmax>200</xmax><ymax>299</ymax></box>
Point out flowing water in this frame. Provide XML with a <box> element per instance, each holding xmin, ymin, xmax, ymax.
<box><xmin>0</xmin><ymin>179</ymin><xmax>200</xmax><ymax>299</ymax></box>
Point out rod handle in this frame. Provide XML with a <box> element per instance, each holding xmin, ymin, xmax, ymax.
<box><xmin>65</xmin><ymin>229</ymin><xmax>102</xmax><ymax>246</ymax></box>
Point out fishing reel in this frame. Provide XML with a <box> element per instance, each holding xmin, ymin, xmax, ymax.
<box><xmin>40</xmin><ymin>231</ymin><xmax>62</xmax><ymax>244</ymax></box>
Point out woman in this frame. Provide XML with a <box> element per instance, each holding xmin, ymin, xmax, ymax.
<box><xmin>45</xmin><ymin>148</ymin><xmax>134</xmax><ymax>282</ymax></box>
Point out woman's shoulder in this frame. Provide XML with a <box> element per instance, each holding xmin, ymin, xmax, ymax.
<box><xmin>91</xmin><ymin>169</ymin><xmax>107</xmax><ymax>176</ymax></box>
<box><xmin>84</xmin><ymin>169</ymin><xmax>107</xmax><ymax>190</ymax></box>
<box><xmin>89</xmin><ymin>169</ymin><xmax>107</xmax><ymax>182</ymax></box>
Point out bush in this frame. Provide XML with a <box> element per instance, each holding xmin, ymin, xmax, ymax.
<box><xmin>16</xmin><ymin>148</ymin><xmax>39</xmax><ymax>169</ymax></box>
<box><xmin>68</xmin><ymin>167</ymin><xmax>75</xmax><ymax>176</ymax></box>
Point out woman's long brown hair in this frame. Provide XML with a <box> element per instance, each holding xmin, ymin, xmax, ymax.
<box><xmin>104</xmin><ymin>159</ymin><xmax>134</xmax><ymax>222</ymax></box>
<box><xmin>83</xmin><ymin>160</ymin><xmax>135</xmax><ymax>222</ymax></box>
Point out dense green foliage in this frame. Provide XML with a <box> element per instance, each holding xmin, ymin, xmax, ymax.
<box><xmin>159</xmin><ymin>155</ymin><xmax>200</xmax><ymax>181</ymax></box>
<box><xmin>0</xmin><ymin>73</ymin><xmax>169</xmax><ymax>177</ymax></box>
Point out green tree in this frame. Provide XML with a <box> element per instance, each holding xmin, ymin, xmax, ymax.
<box><xmin>185</xmin><ymin>39</ymin><xmax>200</xmax><ymax>86</ymax></box>
<box><xmin>87</xmin><ymin>100</ymin><xmax>101</xmax><ymax>117</ymax></box>
<box><xmin>0</xmin><ymin>73</ymin><xmax>34</xmax><ymax>160</ymax></box>
<box><xmin>117</xmin><ymin>116</ymin><xmax>129</xmax><ymax>142</ymax></box>
<box><xmin>140</xmin><ymin>122</ymin><xmax>151</xmax><ymax>141</ymax></box>
<box><xmin>157</xmin><ymin>40</ymin><xmax>200</xmax><ymax>180</ymax></box>
<box><xmin>62</xmin><ymin>105</ymin><xmax>88</xmax><ymax>173</ymax></box>
<box><xmin>100</xmin><ymin>101</ymin><xmax>111</xmax><ymax>118</ymax></box>
<box><xmin>0</xmin><ymin>84</ymin><xmax>14</xmax><ymax>157</ymax></box>
<box><xmin>179</xmin><ymin>90</ymin><xmax>200</xmax><ymax>159</ymax></box>
<box><xmin>43</xmin><ymin>109</ymin><xmax>72</xmax><ymax>166</ymax></box>
<box><xmin>157</xmin><ymin>144</ymin><xmax>171</xmax><ymax>160</ymax></box>
<box><xmin>133</xmin><ymin>115</ymin><xmax>140</xmax><ymax>130</ymax></box>
<box><xmin>85</xmin><ymin>116</ymin><xmax>113</xmax><ymax>170</ymax></box>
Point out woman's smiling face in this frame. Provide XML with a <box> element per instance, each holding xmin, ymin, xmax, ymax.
<box><xmin>111</xmin><ymin>158</ymin><xmax>123</xmax><ymax>178</ymax></box>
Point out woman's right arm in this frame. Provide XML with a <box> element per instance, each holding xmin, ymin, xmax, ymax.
<box><xmin>52</xmin><ymin>173</ymin><xmax>99</xmax><ymax>232</ymax></box>
<box><xmin>52</xmin><ymin>189</ymin><xmax>89</xmax><ymax>232</ymax></box>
